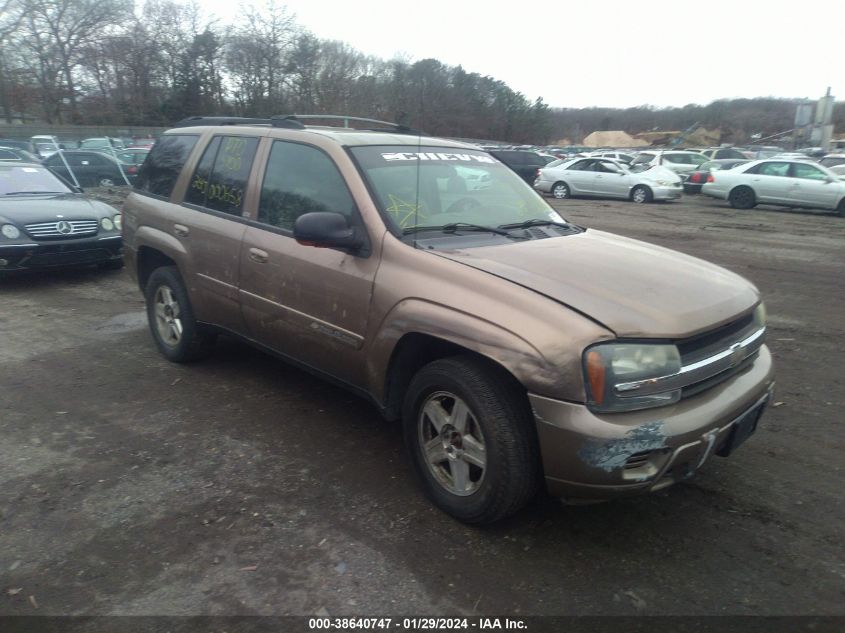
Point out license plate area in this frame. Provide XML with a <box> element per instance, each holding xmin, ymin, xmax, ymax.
<box><xmin>716</xmin><ymin>398</ymin><xmax>767</xmax><ymax>457</ymax></box>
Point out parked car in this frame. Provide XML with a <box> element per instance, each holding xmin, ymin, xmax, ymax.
<box><xmin>0</xmin><ymin>138</ymin><xmax>38</xmax><ymax>155</ymax></box>
<box><xmin>534</xmin><ymin>157</ymin><xmax>682</xmax><ymax>202</ymax></box>
<box><xmin>487</xmin><ymin>149</ymin><xmax>553</xmax><ymax>184</ymax></box>
<box><xmin>0</xmin><ymin>162</ymin><xmax>123</xmax><ymax>274</ymax></box>
<box><xmin>78</xmin><ymin>137</ymin><xmax>125</xmax><ymax>151</ymax></box>
<box><xmin>630</xmin><ymin>150</ymin><xmax>709</xmax><ymax>180</ymax></box>
<box><xmin>30</xmin><ymin>135</ymin><xmax>63</xmax><ymax>158</ymax></box>
<box><xmin>587</xmin><ymin>151</ymin><xmax>637</xmax><ymax>164</ymax></box>
<box><xmin>0</xmin><ymin>146</ymin><xmax>42</xmax><ymax>162</ymax></box>
<box><xmin>696</xmin><ymin>147</ymin><xmax>749</xmax><ymax>161</ymax></box>
<box><xmin>42</xmin><ymin>150</ymin><xmax>133</xmax><ymax>187</ymax></box>
<box><xmin>701</xmin><ymin>159</ymin><xmax>845</xmax><ymax>215</ymax></box>
<box><xmin>819</xmin><ymin>154</ymin><xmax>845</xmax><ymax>170</ymax></box>
<box><xmin>683</xmin><ymin>159</ymin><xmax>750</xmax><ymax>194</ymax></box>
<box><xmin>114</xmin><ymin>148</ymin><xmax>151</xmax><ymax>179</ymax></box>
<box><xmin>121</xmin><ymin>115</ymin><xmax>774</xmax><ymax>524</ymax></box>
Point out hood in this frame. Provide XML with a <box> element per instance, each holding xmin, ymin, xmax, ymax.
<box><xmin>435</xmin><ymin>230</ymin><xmax>759</xmax><ymax>339</ymax></box>
<box><xmin>0</xmin><ymin>194</ymin><xmax>115</xmax><ymax>225</ymax></box>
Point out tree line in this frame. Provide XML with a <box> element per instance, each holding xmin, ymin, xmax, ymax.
<box><xmin>0</xmin><ymin>0</ymin><xmax>840</xmax><ymax>145</ymax></box>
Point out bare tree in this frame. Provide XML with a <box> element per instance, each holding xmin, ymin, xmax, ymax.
<box><xmin>17</xmin><ymin>0</ymin><xmax>132</xmax><ymax>122</ymax></box>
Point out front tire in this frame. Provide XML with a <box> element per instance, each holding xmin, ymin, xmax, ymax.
<box><xmin>551</xmin><ymin>182</ymin><xmax>570</xmax><ymax>199</ymax></box>
<box><xmin>729</xmin><ymin>186</ymin><xmax>756</xmax><ymax>209</ymax></box>
<box><xmin>836</xmin><ymin>198</ymin><xmax>845</xmax><ymax>217</ymax></box>
<box><xmin>631</xmin><ymin>185</ymin><xmax>652</xmax><ymax>204</ymax></box>
<box><xmin>402</xmin><ymin>356</ymin><xmax>540</xmax><ymax>524</ymax></box>
<box><xmin>145</xmin><ymin>266</ymin><xmax>215</xmax><ymax>363</ymax></box>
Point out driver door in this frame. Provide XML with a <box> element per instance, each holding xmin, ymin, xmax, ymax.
<box><xmin>238</xmin><ymin>139</ymin><xmax>379</xmax><ymax>387</ymax></box>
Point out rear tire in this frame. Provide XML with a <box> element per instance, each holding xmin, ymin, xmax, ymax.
<box><xmin>551</xmin><ymin>182</ymin><xmax>570</xmax><ymax>199</ymax></box>
<box><xmin>402</xmin><ymin>356</ymin><xmax>540</xmax><ymax>524</ymax></box>
<box><xmin>631</xmin><ymin>185</ymin><xmax>652</xmax><ymax>204</ymax></box>
<box><xmin>98</xmin><ymin>176</ymin><xmax>115</xmax><ymax>187</ymax></box>
<box><xmin>729</xmin><ymin>186</ymin><xmax>756</xmax><ymax>209</ymax></box>
<box><xmin>145</xmin><ymin>266</ymin><xmax>216</xmax><ymax>363</ymax></box>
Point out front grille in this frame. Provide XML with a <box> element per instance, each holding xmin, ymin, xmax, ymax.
<box><xmin>25</xmin><ymin>220</ymin><xmax>98</xmax><ymax>239</ymax></box>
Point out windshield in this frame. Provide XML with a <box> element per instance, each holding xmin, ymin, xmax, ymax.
<box><xmin>350</xmin><ymin>145</ymin><xmax>565</xmax><ymax>234</ymax></box>
<box><xmin>0</xmin><ymin>164</ymin><xmax>72</xmax><ymax>195</ymax></box>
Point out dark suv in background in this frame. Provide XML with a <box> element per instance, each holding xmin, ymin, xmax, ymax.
<box><xmin>488</xmin><ymin>150</ymin><xmax>553</xmax><ymax>184</ymax></box>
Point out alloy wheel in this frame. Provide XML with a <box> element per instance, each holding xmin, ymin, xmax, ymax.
<box><xmin>418</xmin><ymin>391</ymin><xmax>487</xmax><ymax>496</ymax></box>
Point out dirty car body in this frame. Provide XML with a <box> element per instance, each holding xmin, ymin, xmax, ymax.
<box><xmin>122</xmin><ymin>116</ymin><xmax>774</xmax><ymax>523</ymax></box>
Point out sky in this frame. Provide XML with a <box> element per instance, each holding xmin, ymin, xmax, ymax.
<box><xmin>201</xmin><ymin>0</ymin><xmax>843</xmax><ymax>110</ymax></box>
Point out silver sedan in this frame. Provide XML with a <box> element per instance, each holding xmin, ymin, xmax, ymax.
<box><xmin>701</xmin><ymin>159</ymin><xmax>845</xmax><ymax>215</ymax></box>
<box><xmin>534</xmin><ymin>157</ymin><xmax>682</xmax><ymax>203</ymax></box>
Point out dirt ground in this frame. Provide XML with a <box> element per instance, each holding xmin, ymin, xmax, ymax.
<box><xmin>1</xmin><ymin>191</ymin><xmax>843</xmax><ymax>617</ymax></box>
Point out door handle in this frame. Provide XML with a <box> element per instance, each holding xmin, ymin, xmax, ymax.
<box><xmin>248</xmin><ymin>247</ymin><xmax>269</xmax><ymax>264</ymax></box>
<box><xmin>173</xmin><ymin>224</ymin><xmax>189</xmax><ymax>238</ymax></box>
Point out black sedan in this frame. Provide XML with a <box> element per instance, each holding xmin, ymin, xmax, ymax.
<box><xmin>42</xmin><ymin>150</ymin><xmax>133</xmax><ymax>188</ymax></box>
<box><xmin>0</xmin><ymin>162</ymin><xmax>123</xmax><ymax>275</ymax></box>
<box><xmin>683</xmin><ymin>158</ymin><xmax>750</xmax><ymax>194</ymax></box>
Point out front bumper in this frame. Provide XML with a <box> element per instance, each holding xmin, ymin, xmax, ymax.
<box><xmin>530</xmin><ymin>344</ymin><xmax>775</xmax><ymax>500</ymax></box>
<box><xmin>651</xmin><ymin>184</ymin><xmax>683</xmax><ymax>201</ymax></box>
<box><xmin>0</xmin><ymin>235</ymin><xmax>123</xmax><ymax>272</ymax></box>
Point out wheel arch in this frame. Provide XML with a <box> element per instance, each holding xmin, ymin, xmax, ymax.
<box><xmin>370</xmin><ymin>299</ymin><xmax>563</xmax><ymax>421</ymax></box>
<box><xmin>134</xmin><ymin>226</ymin><xmax>189</xmax><ymax>292</ymax></box>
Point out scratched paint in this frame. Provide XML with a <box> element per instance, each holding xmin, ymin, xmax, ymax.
<box><xmin>578</xmin><ymin>422</ymin><xmax>667</xmax><ymax>472</ymax></box>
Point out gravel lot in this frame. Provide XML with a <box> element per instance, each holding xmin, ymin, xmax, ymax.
<box><xmin>1</xmin><ymin>192</ymin><xmax>843</xmax><ymax>617</ymax></box>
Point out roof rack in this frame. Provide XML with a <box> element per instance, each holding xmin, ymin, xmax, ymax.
<box><xmin>172</xmin><ymin>114</ymin><xmax>422</xmax><ymax>135</ymax></box>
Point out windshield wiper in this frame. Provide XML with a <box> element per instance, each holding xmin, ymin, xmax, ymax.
<box><xmin>4</xmin><ymin>191</ymin><xmax>66</xmax><ymax>195</ymax></box>
<box><xmin>403</xmin><ymin>222</ymin><xmax>511</xmax><ymax>236</ymax></box>
<box><xmin>498</xmin><ymin>218</ymin><xmax>575</xmax><ymax>230</ymax></box>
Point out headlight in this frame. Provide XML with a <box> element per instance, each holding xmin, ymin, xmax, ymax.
<box><xmin>113</xmin><ymin>214</ymin><xmax>122</xmax><ymax>230</ymax></box>
<box><xmin>101</xmin><ymin>217</ymin><xmax>114</xmax><ymax>231</ymax></box>
<box><xmin>584</xmin><ymin>343</ymin><xmax>682</xmax><ymax>412</ymax></box>
<box><xmin>1</xmin><ymin>224</ymin><xmax>20</xmax><ymax>239</ymax></box>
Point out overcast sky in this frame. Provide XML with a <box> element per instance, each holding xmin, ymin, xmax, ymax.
<box><xmin>203</xmin><ymin>0</ymin><xmax>842</xmax><ymax>109</ymax></box>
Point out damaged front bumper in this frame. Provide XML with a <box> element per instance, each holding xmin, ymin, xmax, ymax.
<box><xmin>530</xmin><ymin>345</ymin><xmax>775</xmax><ymax>500</ymax></box>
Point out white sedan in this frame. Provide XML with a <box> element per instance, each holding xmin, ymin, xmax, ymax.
<box><xmin>701</xmin><ymin>159</ymin><xmax>845</xmax><ymax>215</ymax></box>
<box><xmin>534</xmin><ymin>157</ymin><xmax>682</xmax><ymax>203</ymax></box>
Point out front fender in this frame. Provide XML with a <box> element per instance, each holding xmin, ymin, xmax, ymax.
<box><xmin>366</xmin><ymin>298</ymin><xmax>569</xmax><ymax>404</ymax></box>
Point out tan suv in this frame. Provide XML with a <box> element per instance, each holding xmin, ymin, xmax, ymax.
<box><xmin>123</xmin><ymin>115</ymin><xmax>775</xmax><ymax>524</ymax></box>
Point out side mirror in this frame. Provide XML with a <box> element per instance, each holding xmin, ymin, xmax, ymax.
<box><xmin>294</xmin><ymin>212</ymin><xmax>364</xmax><ymax>253</ymax></box>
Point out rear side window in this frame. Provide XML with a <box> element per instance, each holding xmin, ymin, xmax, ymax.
<box><xmin>136</xmin><ymin>134</ymin><xmax>198</xmax><ymax>198</ymax></box>
<box><xmin>258</xmin><ymin>141</ymin><xmax>355</xmax><ymax>231</ymax></box>
<box><xmin>185</xmin><ymin>136</ymin><xmax>259</xmax><ymax>215</ymax></box>
<box><xmin>631</xmin><ymin>154</ymin><xmax>652</xmax><ymax>165</ymax></box>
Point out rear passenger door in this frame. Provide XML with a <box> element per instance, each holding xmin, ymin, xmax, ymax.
<box><xmin>238</xmin><ymin>140</ymin><xmax>378</xmax><ymax>387</ymax></box>
<box><xmin>177</xmin><ymin>134</ymin><xmax>261</xmax><ymax>333</ymax></box>
<box><xmin>563</xmin><ymin>159</ymin><xmax>597</xmax><ymax>194</ymax></box>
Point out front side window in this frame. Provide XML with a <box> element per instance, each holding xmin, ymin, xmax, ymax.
<box><xmin>791</xmin><ymin>162</ymin><xmax>827</xmax><ymax>180</ymax></box>
<box><xmin>258</xmin><ymin>141</ymin><xmax>355</xmax><ymax>231</ymax></box>
<box><xmin>350</xmin><ymin>145</ymin><xmax>562</xmax><ymax>234</ymax></box>
<box><xmin>136</xmin><ymin>134</ymin><xmax>199</xmax><ymax>198</ymax></box>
